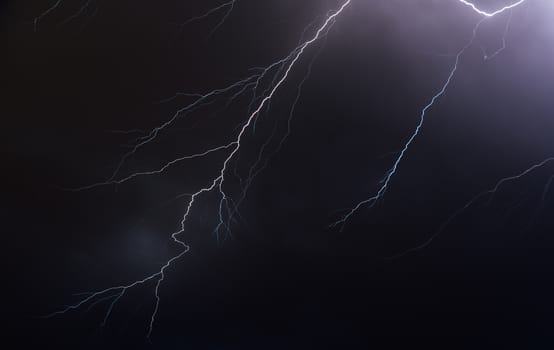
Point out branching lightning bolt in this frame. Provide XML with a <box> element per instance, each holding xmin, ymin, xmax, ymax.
<box><xmin>332</xmin><ymin>0</ymin><xmax>529</xmax><ymax>230</ymax></box>
<box><xmin>47</xmin><ymin>0</ymin><xmax>352</xmax><ymax>340</ymax></box>
<box><xmin>458</xmin><ymin>0</ymin><xmax>526</xmax><ymax>17</ymax></box>
<box><xmin>175</xmin><ymin>0</ymin><xmax>236</xmax><ymax>38</ymax></box>
<box><xmin>45</xmin><ymin>0</ymin><xmax>553</xmax><ymax>342</ymax></box>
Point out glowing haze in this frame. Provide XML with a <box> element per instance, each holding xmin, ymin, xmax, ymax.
<box><xmin>34</xmin><ymin>0</ymin><xmax>554</xmax><ymax>344</ymax></box>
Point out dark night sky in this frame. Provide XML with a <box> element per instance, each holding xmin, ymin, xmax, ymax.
<box><xmin>3</xmin><ymin>0</ymin><xmax>554</xmax><ymax>348</ymax></box>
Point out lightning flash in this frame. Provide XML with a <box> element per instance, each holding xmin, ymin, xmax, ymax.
<box><xmin>41</xmin><ymin>0</ymin><xmax>552</xmax><ymax>341</ymax></box>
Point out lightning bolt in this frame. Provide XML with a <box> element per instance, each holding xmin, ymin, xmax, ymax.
<box><xmin>47</xmin><ymin>0</ymin><xmax>352</xmax><ymax>340</ymax></box>
<box><xmin>332</xmin><ymin>0</ymin><xmax>529</xmax><ymax>229</ymax></box>
<box><xmin>175</xmin><ymin>0</ymin><xmax>236</xmax><ymax>38</ymax></box>
<box><xmin>458</xmin><ymin>0</ymin><xmax>526</xmax><ymax>17</ymax></box>
<box><xmin>45</xmin><ymin>0</ymin><xmax>548</xmax><ymax>342</ymax></box>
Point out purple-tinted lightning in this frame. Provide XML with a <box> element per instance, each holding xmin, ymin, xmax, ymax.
<box><xmin>45</xmin><ymin>0</ymin><xmax>552</xmax><ymax>342</ymax></box>
<box><xmin>457</xmin><ymin>0</ymin><xmax>526</xmax><ymax>17</ymax></box>
<box><xmin>332</xmin><ymin>0</ymin><xmax>529</xmax><ymax>229</ymax></box>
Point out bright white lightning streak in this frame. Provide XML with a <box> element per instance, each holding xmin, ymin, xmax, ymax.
<box><xmin>107</xmin><ymin>41</ymin><xmax>317</xmax><ymax>185</ymax></box>
<box><xmin>75</xmin><ymin>51</ymin><xmax>302</xmax><ymax>191</ymax></box>
<box><xmin>457</xmin><ymin>0</ymin><xmax>526</xmax><ymax>17</ymax></box>
<box><xmin>48</xmin><ymin>0</ymin><xmax>352</xmax><ymax>340</ymax></box>
<box><xmin>48</xmin><ymin>0</ymin><xmax>538</xmax><ymax>338</ymax></box>
<box><xmin>225</xmin><ymin>23</ymin><xmax>332</xmax><ymax>233</ymax></box>
<box><xmin>107</xmin><ymin>74</ymin><xmax>261</xmax><ymax>182</ymax></box>
<box><xmin>332</xmin><ymin>0</ymin><xmax>528</xmax><ymax>229</ymax></box>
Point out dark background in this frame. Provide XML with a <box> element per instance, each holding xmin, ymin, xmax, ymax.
<box><xmin>3</xmin><ymin>0</ymin><xmax>554</xmax><ymax>348</ymax></box>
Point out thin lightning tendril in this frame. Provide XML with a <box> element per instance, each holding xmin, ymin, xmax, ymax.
<box><xmin>389</xmin><ymin>157</ymin><xmax>554</xmax><ymax>259</ymax></box>
<box><xmin>332</xmin><ymin>0</ymin><xmax>529</xmax><ymax>230</ymax></box>
<box><xmin>47</xmin><ymin>0</ymin><xmax>352</xmax><ymax>340</ymax></box>
<box><xmin>45</xmin><ymin>0</ymin><xmax>550</xmax><ymax>341</ymax></box>
<box><xmin>458</xmin><ymin>0</ymin><xmax>526</xmax><ymax>17</ymax></box>
<box><xmin>176</xmin><ymin>0</ymin><xmax>236</xmax><ymax>38</ymax></box>
<box><xmin>34</xmin><ymin>0</ymin><xmax>97</xmax><ymax>31</ymax></box>
<box><xmin>34</xmin><ymin>0</ymin><xmax>62</xmax><ymax>32</ymax></box>
<box><xmin>57</xmin><ymin>0</ymin><xmax>93</xmax><ymax>28</ymax></box>
<box><xmin>482</xmin><ymin>9</ymin><xmax>513</xmax><ymax>61</ymax></box>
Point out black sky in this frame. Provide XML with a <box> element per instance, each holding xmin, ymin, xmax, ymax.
<box><xmin>4</xmin><ymin>0</ymin><xmax>554</xmax><ymax>348</ymax></box>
